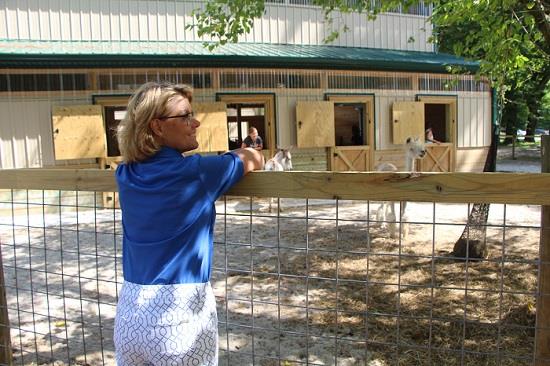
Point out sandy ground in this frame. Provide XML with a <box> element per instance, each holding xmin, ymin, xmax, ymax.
<box><xmin>0</xmin><ymin>145</ymin><xmax>543</xmax><ymax>365</ymax></box>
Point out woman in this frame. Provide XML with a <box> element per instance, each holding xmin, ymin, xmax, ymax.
<box><xmin>113</xmin><ymin>81</ymin><xmax>264</xmax><ymax>365</ymax></box>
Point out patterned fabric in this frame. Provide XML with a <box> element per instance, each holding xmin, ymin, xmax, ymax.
<box><xmin>114</xmin><ymin>281</ymin><xmax>218</xmax><ymax>366</ymax></box>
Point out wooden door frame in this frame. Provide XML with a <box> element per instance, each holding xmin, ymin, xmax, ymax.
<box><xmin>92</xmin><ymin>94</ymin><xmax>131</xmax><ymax>168</ymax></box>
<box><xmin>325</xmin><ymin>93</ymin><xmax>375</xmax><ymax>171</ymax></box>
<box><xmin>416</xmin><ymin>94</ymin><xmax>458</xmax><ymax>171</ymax></box>
<box><xmin>216</xmin><ymin>93</ymin><xmax>276</xmax><ymax>158</ymax></box>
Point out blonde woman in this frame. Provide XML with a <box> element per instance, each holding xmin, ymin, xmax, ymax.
<box><xmin>114</xmin><ymin>81</ymin><xmax>264</xmax><ymax>365</ymax></box>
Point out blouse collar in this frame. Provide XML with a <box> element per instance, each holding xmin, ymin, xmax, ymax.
<box><xmin>152</xmin><ymin>146</ymin><xmax>184</xmax><ymax>160</ymax></box>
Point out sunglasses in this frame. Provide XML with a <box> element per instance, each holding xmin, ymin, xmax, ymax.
<box><xmin>159</xmin><ymin>112</ymin><xmax>195</xmax><ymax>126</ymax></box>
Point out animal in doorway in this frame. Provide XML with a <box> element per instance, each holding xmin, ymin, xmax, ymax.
<box><xmin>376</xmin><ymin>137</ymin><xmax>426</xmax><ymax>238</ymax></box>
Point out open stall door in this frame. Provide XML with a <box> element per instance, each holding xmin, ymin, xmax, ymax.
<box><xmin>51</xmin><ymin>105</ymin><xmax>106</xmax><ymax>160</ymax></box>
<box><xmin>327</xmin><ymin>95</ymin><xmax>375</xmax><ymax>171</ymax></box>
<box><xmin>416</xmin><ymin>95</ymin><xmax>457</xmax><ymax>172</ymax></box>
<box><xmin>296</xmin><ymin>101</ymin><xmax>335</xmax><ymax>148</ymax></box>
<box><xmin>191</xmin><ymin>102</ymin><xmax>228</xmax><ymax>153</ymax></box>
<box><xmin>218</xmin><ymin>94</ymin><xmax>276</xmax><ymax>159</ymax></box>
<box><xmin>392</xmin><ymin>101</ymin><xmax>425</xmax><ymax>144</ymax></box>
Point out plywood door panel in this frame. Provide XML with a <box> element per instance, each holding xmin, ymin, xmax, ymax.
<box><xmin>51</xmin><ymin>105</ymin><xmax>106</xmax><ymax>160</ymax></box>
<box><xmin>331</xmin><ymin>146</ymin><xmax>370</xmax><ymax>172</ymax></box>
<box><xmin>192</xmin><ymin>102</ymin><xmax>228</xmax><ymax>153</ymax></box>
<box><xmin>296</xmin><ymin>101</ymin><xmax>334</xmax><ymax>148</ymax></box>
<box><xmin>420</xmin><ymin>143</ymin><xmax>453</xmax><ymax>172</ymax></box>
<box><xmin>392</xmin><ymin>101</ymin><xmax>425</xmax><ymax>144</ymax></box>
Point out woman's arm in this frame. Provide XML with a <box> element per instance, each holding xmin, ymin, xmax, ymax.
<box><xmin>233</xmin><ymin>147</ymin><xmax>265</xmax><ymax>174</ymax></box>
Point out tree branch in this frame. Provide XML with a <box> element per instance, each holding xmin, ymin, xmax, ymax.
<box><xmin>521</xmin><ymin>0</ymin><xmax>550</xmax><ymax>54</ymax></box>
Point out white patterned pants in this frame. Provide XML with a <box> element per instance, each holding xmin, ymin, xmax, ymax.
<box><xmin>114</xmin><ymin>281</ymin><xmax>218</xmax><ymax>366</ymax></box>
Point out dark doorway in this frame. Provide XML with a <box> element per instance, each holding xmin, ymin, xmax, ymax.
<box><xmin>334</xmin><ymin>103</ymin><xmax>365</xmax><ymax>146</ymax></box>
<box><xmin>424</xmin><ymin>103</ymin><xmax>447</xmax><ymax>142</ymax></box>
<box><xmin>104</xmin><ymin>106</ymin><xmax>127</xmax><ymax>156</ymax></box>
<box><xmin>226</xmin><ymin>103</ymin><xmax>266</xmax><ymax>150</ymax></box>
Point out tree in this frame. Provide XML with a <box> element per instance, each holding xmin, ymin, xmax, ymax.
<box><xmin>191</xmin><ymin>0</ymin><xmax>550</xmax><ymax>258</ymax></box>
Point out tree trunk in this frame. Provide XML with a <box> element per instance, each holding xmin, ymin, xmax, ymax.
<box><xmin>501</xmin><ymin>88</ymin><xmax>521</xmax><ymax>145</ymax></box>
<box><xmin>452</xmin><ymin>123</ymin><xmax>498</xmax><ymax>259</ymax></box>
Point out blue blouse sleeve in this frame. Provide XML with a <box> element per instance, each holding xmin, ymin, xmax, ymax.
<box><xmin>198</xmin><ymin>152</ymin><xmax>244</xmax><ymax>201</ymax></box>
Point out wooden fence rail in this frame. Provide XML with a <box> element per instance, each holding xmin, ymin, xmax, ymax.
<box><xmin>1</xmin><ymin>169</ymin><xmax>550</xmax><ymax>205</ymax></box>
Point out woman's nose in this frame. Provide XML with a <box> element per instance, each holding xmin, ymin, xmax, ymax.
<box><xmin>192</xmin><ymin>118</ymin><xmax>200</xmax><ymax>128</ymax></box>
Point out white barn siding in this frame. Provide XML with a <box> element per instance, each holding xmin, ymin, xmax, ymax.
<box><xmin>456</xmin><ymin>94</ymin><xmax>491</xmax><ymax>148</ymax></box>
<box><xmin>0</xmin><ymin>97</ymin><xmax>90</xmax><ymax>169</ymax></box>
<box><xmin>1</xmin><ymin>0</ymin><xmax>433</xmax><ymax>52</ymax></box>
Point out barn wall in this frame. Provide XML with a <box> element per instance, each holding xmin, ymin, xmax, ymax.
<box><xmin>455</xmin><ymin>147</ymin><xmax>490</xmax><ymax>173</ymax></box>
<box><xmin>0</xmin><ymin>96</ymin><xmax>93</xmax><ymax>169</ymax></box>
<box><xmin>0</xmin><ymin>0</ymin><xmax>433</xmax><ymax>52</ymax></box>
<box><xmin>0</xmin><ymin>68</ymin><xmax>491</xmax><ymax>170</ymax></box>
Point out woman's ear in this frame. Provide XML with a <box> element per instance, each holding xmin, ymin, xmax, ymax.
<box><xmin>149</xmin><ymin>118</ymin><xmax>163</xmax><ymax>137</ymax></box>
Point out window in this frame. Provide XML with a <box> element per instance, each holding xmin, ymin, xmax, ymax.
<box><xmin>220</xmin><ymin>72</ymin><xmax>321</xmax><ymax>89</ymax></box>
<box><xmin>328</xmin><ymin>75</ymin><xmax>412</xmax><ymax>90</ymax></box>
<box><xmin>0</xmin><ymin>73</ymin><xmax>89</xmax><ymax>92</ymax></box>
<box><xmin>97</xmin><ymin>73</ymin><xmax>211</xmax><ymax>90</ymax></box>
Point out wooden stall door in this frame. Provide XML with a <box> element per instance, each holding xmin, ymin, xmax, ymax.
<box><xmin>51</xmin><ymin>105</ymin><xmax>107</xmax><ymax>160</ymax></box>
<box><xmin>332</xmin><ymin>146</ymin><xmax>371</xmax><ymax>171</ymax></box>
<box><xmin>296</xmin><ymin>101</ymin><xmax>335</xmax><ymax>148</ymax></box>
<box><xmin>419</xmin><ymin>143</ymin><xmax>453</xmax><ymax>172</ymax></box>
<box><xmin>392</xmin><ymin>101</ymin><xmax>425</xmax><ymax>144</ymax></box>
<box><xmin>327</xmin><ymin>95</ymin><xmax>375</xmax><ymax>171</ymax></box>
<box><xmin>191</xmin><ymin>102</ymin><xmax>228</xmax><ymax>153</ymax></box>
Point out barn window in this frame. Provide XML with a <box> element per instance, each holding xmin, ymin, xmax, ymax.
<box><xmin>0</xmin><ymin>73</ymin><xmax>89</xmax><ymax>92</ymax></box>
<box><xmin>97</xmin><ymin>72</ymin><xmax>211</xmax><ymax>90</ymax></box>
<box><xmin>220</xmin><ymin>72</ymin><xmax>321</xmax><ymax>89</ymax></box>
<box><xmin>419</xmin><ymin>77</ymin><xmax>489</xmax><ymax>92</ymax></box>
<box><xmin>328</xmin><ymin>75</ymin><xmax>412</xmax><ymax>90</ymax></box>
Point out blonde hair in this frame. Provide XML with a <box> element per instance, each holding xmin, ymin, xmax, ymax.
<box><xmin>117</xmin><ymin>81</ymin><xmax>193</xmax><ymax>163</ymax></box>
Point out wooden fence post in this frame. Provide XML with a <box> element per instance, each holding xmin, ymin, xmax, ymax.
<box><xmin>0</xmin><ymin>244</ymin><xmax>12</xmax><ymax>365</ymax></box>
<box><xmin>536</xmin><ymin>135</ymin><xmax>550</xmax><ymax>365</ymax></box>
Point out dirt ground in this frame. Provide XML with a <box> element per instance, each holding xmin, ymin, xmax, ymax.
<box><xmin>0</xmin><ymin>146</ymin><xmax>543</xmax><ymax>365</ymax></box>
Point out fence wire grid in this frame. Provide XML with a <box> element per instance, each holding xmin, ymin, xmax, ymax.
<box><xmin>0</xmin><ymin>188</ymin><xmax>544</xmax><ymax>366</ymax></box>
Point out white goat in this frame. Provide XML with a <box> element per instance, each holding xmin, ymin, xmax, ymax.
<box><xmin>376</xmin><ymin>137</ymin><xmax>426</xmax><ymax>238</ymax></box>
<box><xmin>264</xmin><ymin>148</ymin><xmax>293</xmax><ymax>211</ymax></box>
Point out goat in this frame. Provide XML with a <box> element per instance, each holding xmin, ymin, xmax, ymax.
<box><xmin>264</xmin><ymin>148</ymin><xmax>293</xmax><ymax>211</ymax></box>
<box><xmin>376</xmin><ymin>137</ymin><xmax>426</xmax><ymax>238</ymax></box>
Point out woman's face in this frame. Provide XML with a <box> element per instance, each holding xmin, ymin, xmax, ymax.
<box><xmin>154</xmin><ymin>96</ymin><xmax>200</xmax><ymax>153</ymax></box>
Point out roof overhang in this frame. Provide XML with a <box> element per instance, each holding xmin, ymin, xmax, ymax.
<box><xmin>0</xmin><ymin>40</ymin><xmax>479</xmax><ymax>73</ymax></box>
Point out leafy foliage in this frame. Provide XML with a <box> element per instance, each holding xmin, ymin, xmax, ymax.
<box><xmin>187</xmin><ymin>0</ymin><xmax>266</xmax><ymax>50</ymax></box>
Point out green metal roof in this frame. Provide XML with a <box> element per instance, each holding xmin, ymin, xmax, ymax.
<box><xmin>0</xmin><ymin>40</ymin><xmax>478</xmax><ymax>72</ymax></box>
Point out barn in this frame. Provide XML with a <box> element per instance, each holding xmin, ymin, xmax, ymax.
<box><xmin>0</xmin><ymin>1</ymin><xmax>494</xmax><ymax>173</ymax></box>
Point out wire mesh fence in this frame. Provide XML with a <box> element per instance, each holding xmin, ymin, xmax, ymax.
<box><xmin>0</xmin><ymin>170</ymin><xmax>548</xmax><ymax>365</ymax></box>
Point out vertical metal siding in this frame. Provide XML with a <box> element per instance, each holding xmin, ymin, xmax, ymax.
<box><xmin>1</xmin><ymin>0</ymin><xmax>433</xmax><ymax>52</ymax></box>
<box><xmin>0</xmin><ymin>97</ymin><xmax>91</xmax><ymax>169</ymax></box>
